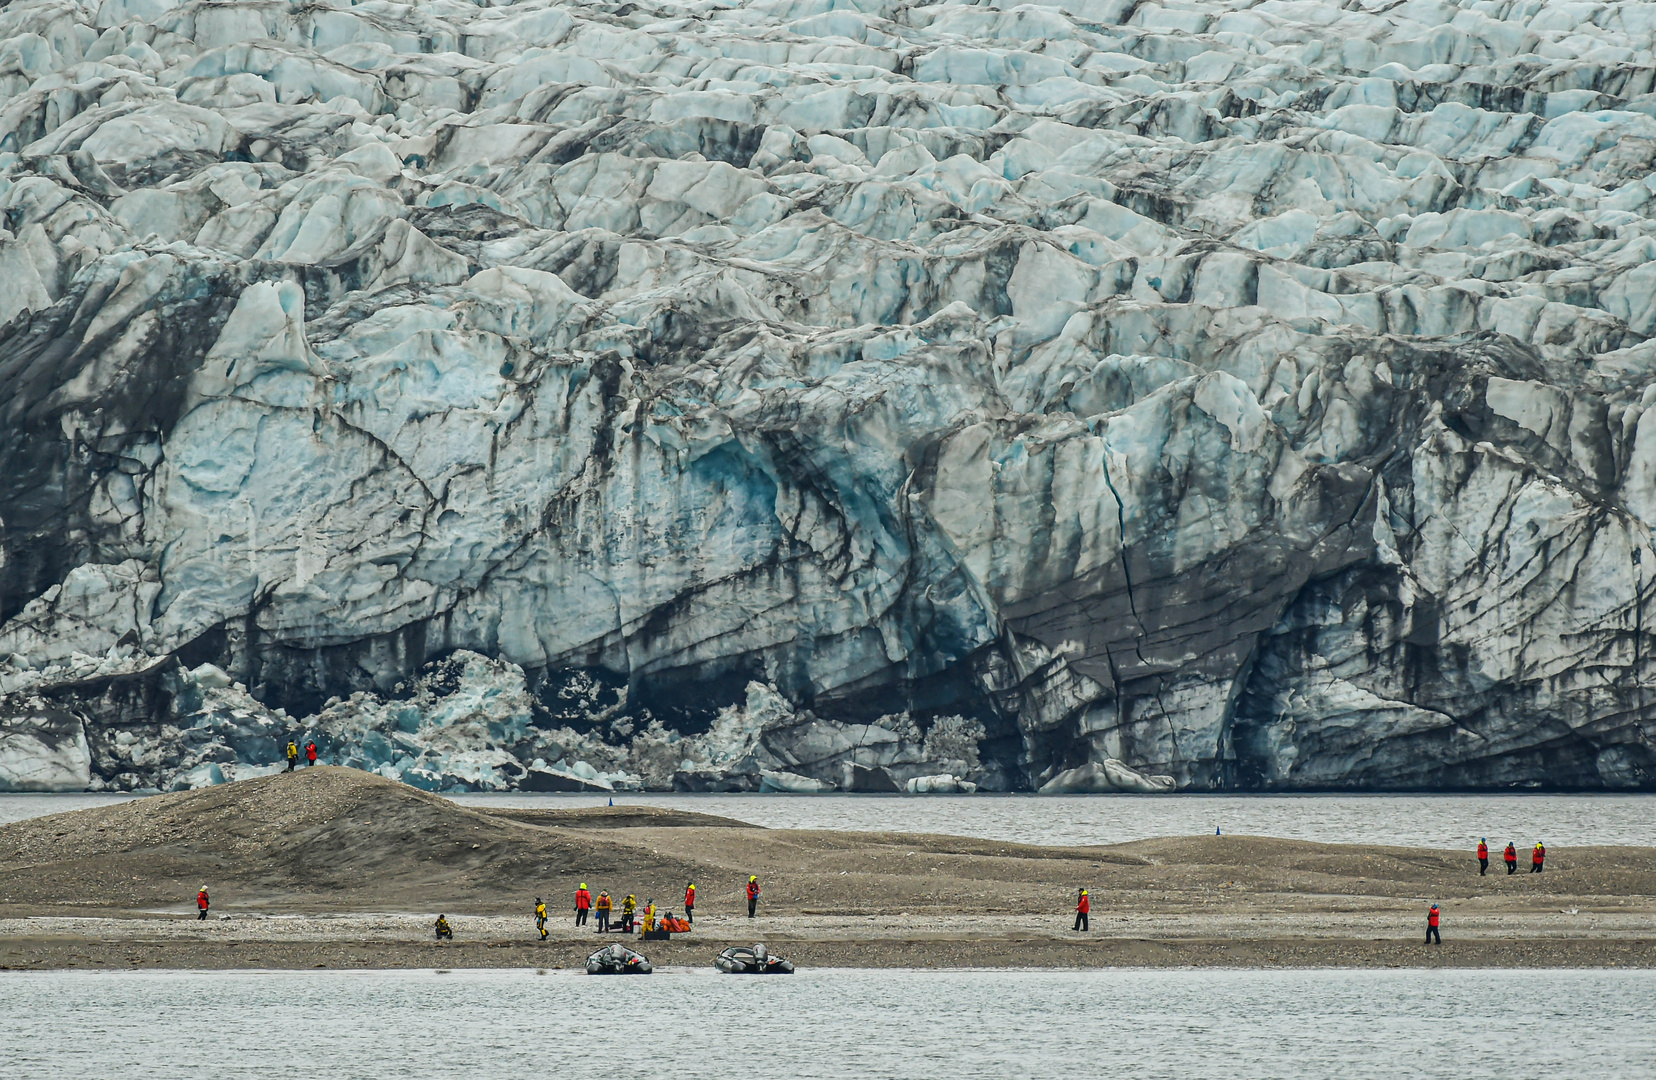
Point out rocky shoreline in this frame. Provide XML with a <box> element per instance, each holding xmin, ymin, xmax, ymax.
<box><xmin>5</xmin><ymin>915</ymin><xmax>1652</xmax><ymax>971</ymax></box>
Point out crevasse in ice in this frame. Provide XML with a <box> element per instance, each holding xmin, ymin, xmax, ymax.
<box><xmin>2</xmin><ymin>0</ymin><xmax>1656</xmax><ymax>792</ymax></box>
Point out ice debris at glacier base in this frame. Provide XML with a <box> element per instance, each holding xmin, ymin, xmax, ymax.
<box><xmin>20</xmin><ymin>649</ymin><xmax>1014</xmax><ymax>794</ymax></box>
<box><xmin>3</xmin><ymin>0</ymin><xmax>1656</xmax><ymax>792</ymax></box>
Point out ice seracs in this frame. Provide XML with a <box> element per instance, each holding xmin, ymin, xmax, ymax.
<box><xmin>2</xmin><ymin>0</ymin><xmax>1656</xmax><ymax>792</ymax></box>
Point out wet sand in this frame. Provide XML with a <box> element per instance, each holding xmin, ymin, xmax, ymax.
<box><xmin>1</xmin><ymin>769</ymin><xmax>1651</xmax><ymax>970</ymax></box>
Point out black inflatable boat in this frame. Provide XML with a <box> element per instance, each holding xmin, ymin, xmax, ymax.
<box><xmin>715</xmin><ymin>944</ymin><xmax>794</xmax><ymax>974</ymax></box>
<box><xmin>587</xmin><ymin>943</ymin><xmax>652</xmax><ymax>974</ymax></box>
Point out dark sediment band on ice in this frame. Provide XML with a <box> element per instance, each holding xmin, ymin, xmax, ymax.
<box><xmin>3</xmin><ymin>0</ymin><xmax>1656</xmax><ymax>792</ymax></box>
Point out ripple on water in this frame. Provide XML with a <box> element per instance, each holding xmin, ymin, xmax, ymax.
<box><xmin>0</xmin><ymin>967</ymin><xmax>1651</xmax><ymax>1079</ymax></box>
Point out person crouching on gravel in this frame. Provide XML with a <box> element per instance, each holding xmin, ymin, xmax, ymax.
<box><xmin>595</xmin><ymin>891</ymin><xmax>612</xmax><ymax>933</ymax></box>
<box><xmin>1073</xmin><ymin>888</ymin><xmax>1089</xmax><ymax>932</ymax></box>
<box><xmin>197</xmin><ymin>885</ymin><xmax>209</xmax><ymax>921</ymax></box>
<box><xmin>434</xmin><ymin>915</ymin><xmax>453</xmax><ymax>940</ymax></box>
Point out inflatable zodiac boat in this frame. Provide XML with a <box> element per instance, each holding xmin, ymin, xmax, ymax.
<box><xmin>714</xmin><ymin>943</ymin><xmax>795</xmax><ymax>974</ymax></box>
<box><xmin>587</xmin><ymin>943</ymin><xmax>652</xmax><ymax>974</ymax></box>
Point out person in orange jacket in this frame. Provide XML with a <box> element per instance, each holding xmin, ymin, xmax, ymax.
<box><xmin>1532</xmin><ymin>842</ymin><xmax>1545</xmax><ymax>873</ymax></box>
<box><xmin>1425</xmin><ymin>903</ymin><xmax>1441</xmax><ymax>945</ymax></box>
<box><xmin>1073</xmin><ymin>888</ymin><xmax>1090</xmax><ymax>932</ymax></box>
<box><xmin>747</xmin><ymin>876</ymin><xmax>761</xmax><ymax>918</ymax></box>
<box><xmin>1477</xmin><ymin>838</ymin><xmax>1489</xmax><ymax>876</ymax></box>
<box><xmin>595</xmin><ymin>891</ymin><xmax>612</xmax><ymax>933</ymax></box>
<box><xmin>575</xmin><ymin>882</ymin><xmax>591</xmax><ymax>926</ymax></box>
<box><xmin>1503</xmin><ymin>842</ymin><xmax>1518</xmax><ymax>875</ymax></box>
<box><xmin>684</xmin><ymin>882</ymin><xmax>696</xmax><ymax>925</ymax></box>
<box><xmin>196</xmin><ymin>885</ymin><xmax>210</xmax><ymax>921</ymax></box>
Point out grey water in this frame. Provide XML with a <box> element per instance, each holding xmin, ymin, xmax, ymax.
<box><xmin>1</xmin><ymin>967</ymin><xmax>1650</xmax><ymax>1079</ymax></box>
<box><xmin>3</xmin><ymin>790</ymin><xmax>1653</xmax><ymax>849</ymax></box>
<box><xmin>448</xmin><ymin>791</ymin><xmax>1656</xmax><ymax>850</ymax></box>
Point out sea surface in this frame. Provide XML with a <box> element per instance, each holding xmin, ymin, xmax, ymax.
<box><xmin>2</xmin><ymin>790</ymin><xmax>1653</xmax><ymax>849</ymax></box>
<box><xmin>0</xmin><ymin>967</ymin><xmax>1649</xmax><ymax>1079</ymax></box>
<box><xmin>451</xmin><ymin>791</ymin><xmax>1656</xmax><ymax>850</ymax></box>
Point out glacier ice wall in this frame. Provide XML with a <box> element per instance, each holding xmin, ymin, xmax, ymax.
<box><xmin>2</xmin><ymin>0</ymin><xmax>1656</xmax><ymax>792</ymax></box>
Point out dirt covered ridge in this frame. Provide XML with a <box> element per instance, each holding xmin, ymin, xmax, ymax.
<box><xmin>1</xmin><ymin>769</ymin><xmax>1652</xmax><ymax>920</ymax></box>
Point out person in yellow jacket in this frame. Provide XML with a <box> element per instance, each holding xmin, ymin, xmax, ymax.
<box><xmin>534</xmin><ymin>897</ymin><xmax>548</xmax><ymax>940</ymax></box>
<box><xmin>286</xmin><ymin>741</ymin><xmax>298</xmax><ymax>772</ymax></box>
<box><xmin>595</xmin><ymin>890</ymin><xmax>613</xmax><ymax>933</ymax></box>
<box><xmin>642</xmin><ymin>898</ymin><xmax>656</xmax><ymax>933</ymax></box>
<box><xmin>620</xmin><ymin>894</ymin><xmax>637</xmax><ymax>933</ymax></box>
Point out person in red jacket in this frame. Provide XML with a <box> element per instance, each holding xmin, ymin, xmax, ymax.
<box><xmin>1504</xmin><ymin>842</ymin><xmax>1518</xmax><ymax>875</ymax></box>
<box><xmin>1532</xmin><ymin>842</ymin><xmax>1545</xmax><ymax>873</ymax></box>
<box><xmin>747</xmin><ymin>876</ymin><xmax>760</xmax><ymax>918</ymax></box>
<box><xmin>1477</xmin><ymin>838</ymin><xmax>1489</xmax><ymax>876</ymax></box>
<box><xmin>197</xmin><ymin>885</ymin><xmax>210</xmax><ymax>921</ymax></box>
<box><xmin>305</xmin><ymin>741</ymin><xmax>318</xmax><ymax>767</ymax></box>
<box><xmin>1073</xmin><ymin>888</ymin><xmax>1090</xmax><ymax>932</ymax></box>
<box><xmin>1425</xmin><ymin>903</ymin><xmax>1441</xmax><ymax>945</ymax></box>
<box><xmin>575</xmin><ymin>883</ymin><xmax>591</xmax><ymax>926</ymax></box>
<box><xmin>684</xmin><ymin>882</ymin><xmax>696</xmax><ymax>925</ymax></box>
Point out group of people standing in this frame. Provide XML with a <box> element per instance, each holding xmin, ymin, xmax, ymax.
<box><xmin>566</xmin><ymin>884</ymin><xmax>636</xmax><ymax>933</ymax></box>
<box><xmin>284</xmin><ymin>740</ymin><xmax>319</xmax><ymax>771</ymax></box>
<box><xmin>529</xmin><ymin>877</ymin><xmax>762</xmax><ymax>939</ymax></box>
<box><xmin>1430</xmin><ymin>839</ymin><xmax>1548</xmax><ymax>945</ymax></box>
<box><xmin>1476</xmin><ymin>839</ymin><xmax>1545</xmax><ymax>875</ymax></box>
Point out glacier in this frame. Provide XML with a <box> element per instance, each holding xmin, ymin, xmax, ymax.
<box><xmin>1</xmin><ymin>0</ymin><xmax>1655</xmax><ymax>793</ymax></box>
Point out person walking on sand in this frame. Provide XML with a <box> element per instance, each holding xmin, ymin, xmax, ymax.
<box><xmin>575</xmin><ymin>882</ymin><xmax>592</xmax><ymax>926</ymax></box>
<box><xmin>535</xmin><ymin>897</ymin><xmax>548</xmax><ymax>941</ymax></box>
<box><xmin>1425</xmin><ymin>903</ymin><xmax>1441</xmax><ymax>945</ymax></box>
<box><xmin>684</xmin><ymin>881</ymin><xmax>696</xmax><ymax>925</ymax></box>
<box><xmin>1073</xmin><ymin>888</ymin><xmax>1090</xmax><ymax>932</ymax></box>
<box><xmin>286</xmin><ymin>741</ymin><xmax>298</xmax><ymax>771</ymax></box>
<box><xmin>747</xmin><ymin>875</ymin><xmax>761</xmax><ymax>919</ymax></box>
<box><xmin>1477</xmin><ymin>838</ymin><xmax>1489</xmax><ymax>876</ymax></box>
<box><xmin>1504</xmin><ymin>842</ymin><xmax>1518</xmax><ymax>875</ymax></box>
<box><xmin>595</xmin><ymin>890</ymin><xmax>612</xmax><ymax>933</ymax></box>
<box><xmin>197</xmin><ymin>885</ymin><xmax>209</xmax><ymax>920</ymax></box>
<box><xmin>305</xmin><ymin>741</ymin><xmax>318</xmax><ymax>767</ymax></box>
<box><xmin>1532</xmin><ymin>842</ymin><xmax>1545</xmax><ymax>873</ymax></box>
<box><xmin>620</xmin><ymin>894</ymin><xmax>636</xmax><ymax>933</ymax></box>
